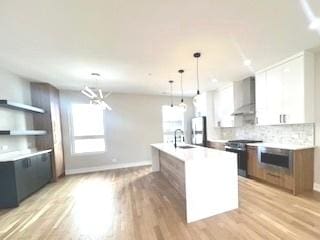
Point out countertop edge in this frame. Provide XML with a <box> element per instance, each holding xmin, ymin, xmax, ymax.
<box><xmin>151</xmin><ymin>143</ymin><xmax>237</xmax><ymax>162</ymax></box>
<box><xmin>0</xmin><ymin>149</ymin><xmax>53</xmax><ymax>162</ymax></box>
<box><xmin>246</xmin><ymin>143</ymin><xmax>314</xmax><ymax>150</ymax></box>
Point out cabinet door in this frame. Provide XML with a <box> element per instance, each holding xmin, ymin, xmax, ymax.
<box><xmin>219</xmin><ymin>85</ymin><xmax>234</xmax><ymax>127</ymax></box>
<box><xmin>0</xmin><ymin>162</ymin><xmax>19</xmax><ymax>207</ymax></box>
<box><xmin>15</xmin><ymin>158</ymin><xmax>35</xmax><ymax>201</ymax></box>
<box><xmin>266</xmin><ymin>65</ymin><xmax>283</xmax><ymax>125</ymax></box>
<box><xmin>247</xmin><ymin>148</ymin><xmax>255</xmax><ymax>177</ymax></box>
<box><xmin>247</xmin><ymin>147</ymin><xmax>264</xmax><ymax>179</ymax></box>
<box><xmin>255</xmin><ymin>72</ymin><xmax>269</xmax><ymax>125</ymax></box>
<box><xmin>36</xmin><ymin>153</ymin><xmax>52</xmax><ymax>185</ymax></box>
<box><xmin>282</xmin><ymin>56</ymin><xmax>304</xmax><ymax>124</ymax></box>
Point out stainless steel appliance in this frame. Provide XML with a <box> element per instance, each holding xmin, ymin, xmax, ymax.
<box><xmin>231</xmin><ymin>77</ymin><xmax>255</xmax><ymax>116</ymax></box>
<box><xmin>191</xmin><ymin>116</ymin><xmax>207</xmax><ymax>146</ymax></box>
<box><xmin>225</xmin><ymin>140</ymin><xmax>262</xmax><ymax>177</ymax></box>
<box><xmin>231</xmin><ymin>76</ymin><xmax>256</xmax><ymax>126</ymax></box>
<box><xmin>257</xmin><ymin>147</ymin><xmax>293</xmax><ymax>175</ymax></box>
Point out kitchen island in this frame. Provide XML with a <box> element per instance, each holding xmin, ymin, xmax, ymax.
<box><xmin>151</xmin><ymin>143</ymin><xmax>238</xmax><ymax>223</ymax></box>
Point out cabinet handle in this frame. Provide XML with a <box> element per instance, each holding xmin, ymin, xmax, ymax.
<box><xmin>283</xmin><ymin>114</ymin><xmax>286</xmax><ymax>123</ymax></box>
<box><xmin>29</xmin><ymin>159</ymin><xmax>32</xmax><ymax>167</ymax></box>
<box><xmin>280</xmin><ymin>114</ymin><xmax>282</xmax><ymax>123</ymax></box>
<box><xmin>267</xmin><ymin>172</ymin><xmax>280</xmax><ymax>178</ymax></box>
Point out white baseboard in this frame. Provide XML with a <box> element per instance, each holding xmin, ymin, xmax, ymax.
<box><xmin>314</xmin><ymin>182</ymin><xmax>320</xmax><ymax>192</ymax></box>
<box><xmin>65</xmin><ymin>161</ymin><xmax>151</xmax><ymax>175</ymax></box>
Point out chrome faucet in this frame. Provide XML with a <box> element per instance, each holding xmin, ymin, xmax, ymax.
<box><xmin>174</xmin><ymin>129</ymin><xmax>184</xmax><ymax>148</ymax></box>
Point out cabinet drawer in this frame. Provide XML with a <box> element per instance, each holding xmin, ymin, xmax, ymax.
<box><xmin>264</xmin><ymin>170</ymin><xmax>281</xmax><ymax>185</ymax></box>
<box><xmin>263</xmin><ymin>169</ymin><xmax>293</xmax><ymax>190</ymax></box>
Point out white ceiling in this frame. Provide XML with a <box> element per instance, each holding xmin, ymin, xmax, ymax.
<box><xmin>0</xmin><ymin>0</ymin><xmax>320</xmax><ymax>96</ymax></box>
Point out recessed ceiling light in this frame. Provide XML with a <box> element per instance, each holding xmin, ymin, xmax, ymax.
<box><xmin>243</xmin><ymin>59</ymin><xmax>252</xmax><ymax>66</ymax></box>
<box><xmin>211</xmin><ymin>78</ymin><xmax>218</xmax><ymax>83</ymax></box>
<box><xmin>309</xmin><ymin>18</ymin><xmax>320</xmax><ymax>30</ymax></box>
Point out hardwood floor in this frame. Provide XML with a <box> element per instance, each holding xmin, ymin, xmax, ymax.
<box><xmin>1</xmin><ymin>166</ymin><xmax>320</xmax><ymax>239</ymax></box>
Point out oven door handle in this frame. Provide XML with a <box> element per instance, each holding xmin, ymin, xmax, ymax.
<box><xmin>225</xmin><ymin>146</ymin><xmax>244</xmax><ymax>151</ymax></box>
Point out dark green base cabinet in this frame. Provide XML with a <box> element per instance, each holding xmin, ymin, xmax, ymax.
<box><xmin>0</xmin><ymin>152</ymin><xmax>52</xmax><ymax>208</ymax></box>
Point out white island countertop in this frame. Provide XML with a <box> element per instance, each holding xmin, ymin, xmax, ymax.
<box><xmin>151</xmin><ymin>143</ymin><xmax>235</xmax><ymax>162</ymax></box>
<box><xmin>151</xmin><ymin>143</ymin><xmax>238</xmax><ymax>223</ymax></box>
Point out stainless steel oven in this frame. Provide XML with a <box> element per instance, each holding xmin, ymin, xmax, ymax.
<box><xmin>257</xmin><ymin>147</ymin><xmax>293</xmax><ymax>175</ymax></box>
<box><xmin>225</xmin><ymin>140</ymin><xmax>263</xmax><ymax>177</ymax></box>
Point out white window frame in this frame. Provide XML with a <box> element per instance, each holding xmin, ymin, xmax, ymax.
<box><xmin>161</xmin><ymin>105</ymin><xmax>185</xmax><ymax>144</ymax></box>
<box><xmin>70</xmin><ymin>104</ymin><xmax>106</xmax><ymax>156</ymax></box>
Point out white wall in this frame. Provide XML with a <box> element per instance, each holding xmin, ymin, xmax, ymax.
<box><xmin>0</xmin><ymin>69</ymin><xmax>34</xmax><ymax>153</ymax></box>
<box><xmin>60</xmin><ymin>90</ymin><xmax>194</xmax><ymax>174</ymax></box>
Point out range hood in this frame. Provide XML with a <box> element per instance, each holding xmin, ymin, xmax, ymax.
<box><xmin>231</xmin><ymin>77</ymin><xmax>255</xmax><ymax>116</ymax></box>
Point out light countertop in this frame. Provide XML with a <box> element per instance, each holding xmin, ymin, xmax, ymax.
<box><xmin>0</xmin><ymin>149</ymin><xmax>52</xmax><ymax>162</ymax></box>
<box><xmin>247</xmin><ymin>143</ymin><xmax>314</xmax><ymax>151</ymax></box>
<box><xmin>151</xmin><ymin>143</ymin><xmax>235</xmax><ymax>162</ymax></box>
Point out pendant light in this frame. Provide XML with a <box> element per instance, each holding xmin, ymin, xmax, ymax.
<box><xmin>169</xmin><ymin>80</ymin><xmax>174</xmax><ymax>107</ymax></box>
<box><xmin>193</xmin><ymin>52</ymin><xmax>201</xmax><ymax>108</ymax></box>
<box><xmin>194</xmin><ymin>52</ymin><xmax>201</xmax><ymax>95</ymax></box>
<box><xmin>81</xmin><ymin>73</ymin><xmax>112</xmax><ymax>111</ymax></box>
<box><xmin>178</xmin><ymin>69</ymin><xmax>187</xmax><ymax>112</ymax></box>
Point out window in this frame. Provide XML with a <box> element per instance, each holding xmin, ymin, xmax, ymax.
<box><xmin>162</xmin><ymin>106</ymin><xmax>184</xmax><ymax>143</ymax></box>
<box><xmin>71</xmin><ymin>104</ymin><xmax>106</xmax><ymax>154</ymax></box>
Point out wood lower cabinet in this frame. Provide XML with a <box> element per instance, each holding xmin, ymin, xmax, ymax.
<box><xmin>0</xmin><ymin>152</ymin><xmax>52</xmax><ymax>208</ymax></box>
<box><xmin>31</xmin><ymin>83</ymin><xmax>65</xmax><ymax>180</ymax></box>
<box><xmin>262</xmin><ymin>168</ymin><xmax>293</xmax><ymax>191</ymax></box>
<box><xmin>247</xmin><ymin>146</ymin><xmax>264</xmax><ymax>179</ymax></box>
<box><xmin>207</xmin><ymin>141</ymin><xmax>226</xmax><ymax>151</ymax></box>
<box><xmin>159</xmin><ymin>152</ymin><xmax>186</xmax><ymax>198</ymax></box>
<box><xmin>247</xmin><ymin>146</ymin><xmax>313</xmax><ymax>195</ymax></box>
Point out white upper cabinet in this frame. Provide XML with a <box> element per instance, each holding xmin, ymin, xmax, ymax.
<box><xmin>214</xmin><ymin>84</ymin><xmax>234</xmax><ymax>127</ymax></box>
<box><xmin>265</xmin><ymin>64</ymin><xmax>283</xmax><ymax>125</ymax></box>
<box><xmin>255</xmin><ymin>72</ymin><xmax>269</xmax><ymax>125</ymax></box>
<box><xmin>255</xmin><ymin>52</ymin><xmax>314</xmax><ymax>125</ymax></box>
<box><xmin>281</xmin><ymin>56</ymin><xmax>305</xmax><ymax>124</ymax></box>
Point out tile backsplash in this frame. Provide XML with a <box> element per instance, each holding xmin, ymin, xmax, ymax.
<box><xmin>217</xmin><ymin>123</ymin><xmax>315</xmax><ymax>145</ymax></box>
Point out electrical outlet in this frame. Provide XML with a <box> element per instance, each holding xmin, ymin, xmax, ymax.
<box><xmin>1</xmin><ymin>145</ymin><xmax>8</xmax><ymax>151</ymax></box>
<box><xmin>28</xmin><ymin>142</ymin><xmax>34</xmax><ymax>148</ymax></box>
<box><xmin>112</xmin><ymin>158</ymin><xmax>118</xmax><ymax>163</ymax></box>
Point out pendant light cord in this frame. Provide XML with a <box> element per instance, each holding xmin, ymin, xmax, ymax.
<box><xmin>180</xmin><ymin>74</ymin><xmax>184</xmax><ymax>102</ymax></box>
<box><xmin>178</xmin><ymin>69</ymin><xmax>184</xmax><ymax>103</ymax></box>
<box><xmin>194</xmin><ymin>52</ymin><xmax>201</xmax><ymax>95</ymax></box>
<box><xmin>169</xmin><ymin>80</ymin><xmax>174</xmax><ymax>107</ymax></box>
<box><xmin>196</xmin><ymin>57</ymin><xmax>200</xmax><ymax>95</ymax></box>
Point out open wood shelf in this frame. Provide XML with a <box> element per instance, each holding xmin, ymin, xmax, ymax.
<box><xmin>0</xmin><ymin>100</ymin><xmax>45</xmax><ymax>113</ymax></box>
<box><xmin>0</xmin><ymin>130</ymin><xmax>47</xmax><ymax>136</ymax></box>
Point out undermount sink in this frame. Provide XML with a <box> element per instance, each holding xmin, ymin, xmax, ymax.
<box><xmin>178</xmin><ymin>145</ymin><xmax>195</xmax><ymax>149</ymax></box>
